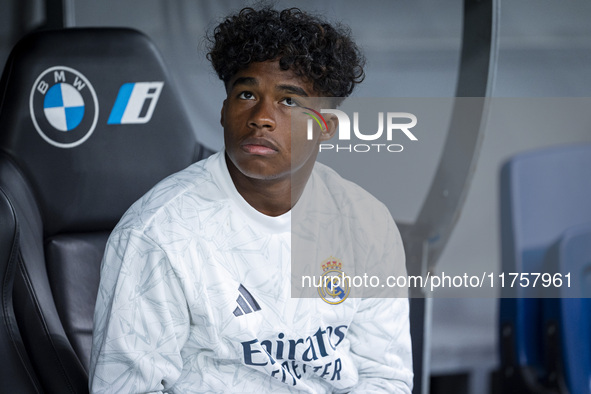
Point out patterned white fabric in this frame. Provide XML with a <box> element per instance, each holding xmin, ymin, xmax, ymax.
<box><xmin>89</xmin><ymin>151</ymin><xmax>413</xmax><ymax>393</ymax></box>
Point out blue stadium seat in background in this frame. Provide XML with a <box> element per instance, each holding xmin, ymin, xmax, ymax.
<box><xmin>499</xmin><ymin>143</ymin><xmax>591</xmax><ymax>393</ymax></box>
<box><xmin>543</xmin><ymin>223</ymin><xmax>591</xmax><ymax>394</ymax></box>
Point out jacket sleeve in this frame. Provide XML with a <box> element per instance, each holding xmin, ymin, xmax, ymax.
<box><xmin>89</xmin><ymin>227</ymin><xmax>190</xmax><ymax>393</ymax></box>
<box><xmin>347</xmin><ymin>297</ymin><xmax>413</xmax><ymax>393</ymax></box>
<box><xmin>347</xmin><ymin>213</ymin><xmax>414</xmax><ymax>393</ymax></box>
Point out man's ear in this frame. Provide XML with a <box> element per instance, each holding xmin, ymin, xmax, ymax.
<box><xmin>220</xmin><ymin>99</ymin><xmax>227</xmax><ymax>127</ymax></box>
<box><xmin>320</xmin><ymin>113</ymin><xmax>338</xmax><ymax>141</ymax></box>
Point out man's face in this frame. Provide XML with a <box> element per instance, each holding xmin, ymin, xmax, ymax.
<box><xmin>221</xmin><ymin>60</ymin><xmax>331</xmax><ymax>186</ymax></box>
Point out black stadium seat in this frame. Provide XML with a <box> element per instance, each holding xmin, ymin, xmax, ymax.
<box><xmin>0</xmin><ymin>28</ymin><xmax>212</xmax><ymax>393</ymax></box>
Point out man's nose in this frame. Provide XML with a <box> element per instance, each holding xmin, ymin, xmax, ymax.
<box><xmin>248</xmin><ymin>99</ymin><xmax>276</xmax><ymax>130</ymax></box>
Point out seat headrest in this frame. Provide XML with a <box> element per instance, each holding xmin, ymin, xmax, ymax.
<box><xmin>0</xmin><ymin>28</ymin><xmax>205</xmax><ymax>235</ymax></box>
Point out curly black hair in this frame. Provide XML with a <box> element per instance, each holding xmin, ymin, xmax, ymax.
<box><xmin>207</xmin><ymin>6</ymin><xmax>365</xmax><ymax>102</ymax></box>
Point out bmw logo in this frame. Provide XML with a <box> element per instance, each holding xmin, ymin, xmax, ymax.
<box><xmin>29</xmin><ymin>66</ymin><xmax>98</xmax><ymax>148</ymax></box>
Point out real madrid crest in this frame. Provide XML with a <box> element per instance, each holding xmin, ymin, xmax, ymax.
<box><xmin>29</xmin><ymin>66</ymin><xmax>99</xmax><ymax>148</ymax></box>
<box><xmin>318</xmin><ymin>257</ymin><xmax>350</xmax><ymax>304</ymax></box>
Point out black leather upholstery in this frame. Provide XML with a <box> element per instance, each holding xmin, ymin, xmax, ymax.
<box><xmin>0</xmin><ymin>187</ymin><xmax>42</xmax><ymax>393</ymax></box>
<box><xmin>0</xmin><ymin>28</ymin><xmax>213</xmax><ymax>393</ymax></box>
<box><xmin>46</xmin><ymin>233</ymin><xmax>110</xmax><ymax>372</ymax></box>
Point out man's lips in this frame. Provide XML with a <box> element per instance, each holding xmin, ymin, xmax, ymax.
<box><xmin>241</xmin><ymin>138</ymin><xmax>279</xmax><ymax>155</ymax></box>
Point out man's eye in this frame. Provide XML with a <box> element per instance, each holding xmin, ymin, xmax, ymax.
<box><xmin>281</xmin><ymin>97</ymin><xmax>298</xmax><ymax>107</ymax></box>
<box><xmin>238</xmin><ymin>91</ymin><xmax>254</xmax><ymax>100</ymax></box>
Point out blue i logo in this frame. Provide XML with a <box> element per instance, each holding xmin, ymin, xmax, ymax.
<box><xmin>108</xmin><ymin>82</ymin><xmax>164</xmax><ymax>125</ymax></box>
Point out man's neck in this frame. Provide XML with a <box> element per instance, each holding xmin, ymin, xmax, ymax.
<box><xmin>225</xmin><ymin>153</ymin><xmax>311</xmax><ymax>217</ymax></box>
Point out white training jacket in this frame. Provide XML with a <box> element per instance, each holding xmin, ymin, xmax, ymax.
<box><xmin>89</xmin><ymin>151</ymin><xmax>413</xmax><ymax>393</ymax></box>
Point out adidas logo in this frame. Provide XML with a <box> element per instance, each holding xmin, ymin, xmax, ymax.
<box><xmin>233</xmin><ymin>284</ymin><xmax>261</xmax><ymax>317</ymax></box>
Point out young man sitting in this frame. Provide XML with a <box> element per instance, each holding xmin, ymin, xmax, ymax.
<box><xmin>90</xmin><ymin>6</ymin><xmax>413</xmax><ymax>393</ymax></box>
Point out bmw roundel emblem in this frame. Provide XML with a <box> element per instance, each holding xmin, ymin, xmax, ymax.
<box><xmin>29</xmin><ymin>66</ymin><xmax>99</xmax><ymax>148</ymax></box>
